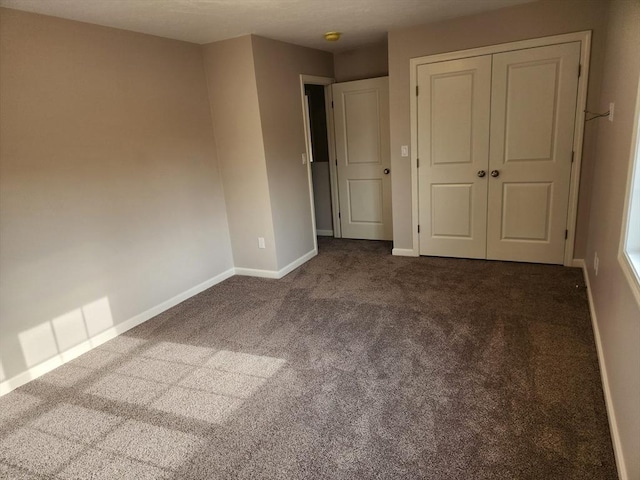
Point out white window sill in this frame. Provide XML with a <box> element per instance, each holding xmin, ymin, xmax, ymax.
<box><xmin>619</xmin><ymin>250</ymin><xmax>640</xmax><ymax>307</ymax></box>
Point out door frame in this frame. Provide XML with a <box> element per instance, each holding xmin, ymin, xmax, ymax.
<box><xmin>299</xmin><ymin>75</ymin><xmax>341</xmax><ymax>241</ymax></box>
<box><xmin>409</xmin><ymin>31</ymin><xmax>592</xmax><ymax>266</ymax></box>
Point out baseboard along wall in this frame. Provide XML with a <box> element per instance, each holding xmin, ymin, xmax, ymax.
<box><xmin>234</xmin><ymin>248</ymin><xmax>317</xmax><ymax>279</ymax></box>
<box><xmin>0</xmin><ymin>267</ymin><xmax>236</xmax><ymax>396</ymax></box>
<box><xmin>392</xmin><ymin>247</ymin><xmax>419</xmax><ymax>257</ymax></box>
<box><xmin>2</xmin><ymin>249</ymin><xmax>627</xmax><ymax>480</ymax></box>
<box><xmin>1</xmin><ymin>249</ymin><xmax>320</xmax><ymax>396</ymax></box>
<box><xmin>576</xmin><ymin>258</ymin><xmax>628</xmax><ymax>480</ymax></box>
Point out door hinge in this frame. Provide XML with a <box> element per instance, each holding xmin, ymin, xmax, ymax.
<box><xmin>418</xmin><ymin>224</ymin><xmax>421</xmax><ymax>234</ymax></box>
<box><xmin>571</xmin><ymin>151</ymin><xmax>575</xmax><ymax>163</ymax></box>
<box><xmin>335</xmin><ymin>158</ymin><xmax>338</xmax><ymax>166</ymax></box>
<box><xmin>578</xmin><ymin>64</ymin><xmax>582</xmax><ymax>77</ymax></box>
<box><xmin>338</xmin><ymin>212</ymin><xmax>341</xmax><ymax>219</ymax></box>
<box><xmin>331</xmin><ymin>100</ymin><xmax>334</xmax><ymax>108</ymax></box>
<box><xmin>416</xmin><ymin>85</ymin><xmax>419</xmax><ymax>96</ymax></box>
<box><xmin>417</xmin><ymin>158</ymin><xmax>420</xmax><ymax>168</ymax></box>
<box><xmin>565</xmin><ymin>229</ymin><xmax>568</xmax><ymax>240</ymax></box>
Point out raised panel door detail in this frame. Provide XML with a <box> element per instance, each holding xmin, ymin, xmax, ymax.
<box><xmin>432</xmin><ymin>73</ymin><xmax>474</xmax><ymax>165</ymax></box>
<box><xmin>431</xmin><ymin>184</ymin><xmax>473</xmax><ymax>238</ymax></box>
<box><xmin>505</xmin><ymin>60</ymin><xmax>559</xmax><ymax>162</ymax></box>
<box><xmin>333</xmin><ymin>77</ymin><xmax>391</xmax><ymax>240</ymax></box>
<box><xmin>501</xmin><ymin>183</ymin><xmax>552</xmax><ymax>241</ymax></box>
<box><xmin>344</xmin><ymin>90</ymin><xmax>381</xmax><ymax>165</ymax></box>
<box><xmin>348</xmin><ymin>179</ymin><xmax>383</xmax><ymax>224</ymax></box>
<box><xmin>417</xmin><ymin>55</ymin><xmax>491</xmax><ymax>260</ymax></box>
<box><xmin>488</xmin><ymin>42</ymin><xmax>580</xmax><ymax>264</ymax></box>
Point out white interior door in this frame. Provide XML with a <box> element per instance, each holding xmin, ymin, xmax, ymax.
<box><xmin>417</xmin><ymin>56</ymin><xmax>492</xmax><ymax>258</ymax></box>
<box><xmin>487</xmin><ymin>42</ymin><xmax>580</xmax><ymax>264</ymax></box>
<box><xmin>332</xmin><ymin>77</ymin><xmax>392</xmax><ymax>240</ymax></box>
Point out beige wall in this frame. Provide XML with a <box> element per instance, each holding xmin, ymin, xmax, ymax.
<box><xmin>251</xmin><ymin>35</ymin><xmax>333</xmax><ymax>269</ymax></box>
<box><xmin>585</xmin><ymin>1</ymin><xmax>640</xmax><ymax>477</ymax></box>
<box><xmin>334</xmin><ymin>42</ymin><xmax>388</xmax><ymax>82</ymax></box>
<box><xmin>202</xmin><ymin>36</ymin><xmax>278</xmax><ymax>271</ymax></box>
<box><xmin>388</xmin><ymin>0</ymin><xmax>609</xmax><ymax>256</ymax></box>
<box><xmin>0</xmin><ymin>9</ymin><xmax>233</xmax><ymax>381</ymax></box>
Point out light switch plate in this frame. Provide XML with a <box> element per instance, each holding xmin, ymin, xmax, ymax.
<box><xmin>401</xmin><ymin>145</ymin><xmax>409</xmax><ymax>157</ymax></box>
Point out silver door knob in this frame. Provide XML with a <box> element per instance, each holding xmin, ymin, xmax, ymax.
<box><xmin>477</xmin><ymin>170</ymin><xmax>486</xmax><ymax>178</ymax></box>
<box><xmin>383</xmin><ymin>168</ymin><xmax>390</xmax><ymax>174</ymax></box>
<box><xmin>491</xmin><ymin>170</ymin><xmax>500</xmax><ymax>178</ymax></box>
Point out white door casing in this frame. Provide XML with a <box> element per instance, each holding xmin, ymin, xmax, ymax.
<box><xmin>299</xmin><ymin>75</ymin><xmax>337</xmax><ymax>242</ymax></box>
<box><xmin>487</xmin><ymin>42</ymin><xmax>580</xmax><ymax>264</ymax></box>
<box><xmin>417</xmin><ymin>56</ymin><xmax>492</xmax><ymax>259</ymax></box>
<box><xmin>332</xmin><ymin>77</ymin><xmax>392</xmax><ymax>240</ymax></box>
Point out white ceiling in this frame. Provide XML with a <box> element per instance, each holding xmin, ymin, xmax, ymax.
<box><xmin>0</xmin><ymin>0</ymin><xmax>536</xmax><ymax>52</ymax></box>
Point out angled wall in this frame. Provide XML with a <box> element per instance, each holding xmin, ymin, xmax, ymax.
<box><xmin>202</xmin><ymin>34</ymin><xmax>333</xmax><ymax>274</ymax></box>
<box><xmin>251</xmin><ymin>35</ymin><xmax>334</xmax><ymax>270</ymax></box>
<box><xmin>202</xmin><ymin>36</ymin><xmax>278</xmax><ymax>272</ymax></box>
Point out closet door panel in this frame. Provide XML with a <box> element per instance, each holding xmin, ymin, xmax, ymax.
<box><xmin>417</xmin><ymin>56</ymin><xmax>492</xmax><ymax>259</ymax></box>
<box><xmin>487</xmin><ymin>42</ymin><xmax>581</xmax><ymax>264</ymax></box>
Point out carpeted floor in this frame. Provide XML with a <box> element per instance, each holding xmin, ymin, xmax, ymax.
<box><xmin>0</xmin><ymin>238</ymin><xmax>618</xmax><ymax>479</ymax></box>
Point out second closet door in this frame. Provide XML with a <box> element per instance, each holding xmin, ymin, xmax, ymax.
<box><xmin>487</xmin><ymin>42</ymin><xmax>580</xmax><ymax>264</ymax></box>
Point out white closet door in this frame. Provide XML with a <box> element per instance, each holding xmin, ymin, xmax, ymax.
<box><xmin>332</xmin><ymin>77</ymin><xmax>392</xmax><ymax>240</ymax></box>
<box><xmin>417</xmin><ymin>56</ymin><xmax>492</xmax><ymax>259</ymax></box>
<box><xmin>487</xmin><ymin>42</ymin><xmax>580</xmax><ymax>264</ymax></box>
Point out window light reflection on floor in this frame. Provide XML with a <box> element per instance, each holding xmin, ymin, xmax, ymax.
<box><xmin>1</xmin><ymin>337</ymin><xmax>287</xmax><ymax>478</ymax></box>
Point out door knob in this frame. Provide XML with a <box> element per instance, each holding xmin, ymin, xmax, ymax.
<box><xmin>383</xmin><ymin>168</ymin><xmax>390</xmax><ymax>174</ymax></box>
<box><xmin>491</xmin><ymin>170</ymin><xmax>500</xmax><ymax>178</ymax></box>
<box><xmin>477</xmin><ymin>170</ymin><xmax>486</xmax><ymax>178</ymax></box>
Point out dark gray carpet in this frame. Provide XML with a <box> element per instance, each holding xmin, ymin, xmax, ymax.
<box><xmin>0</xmin><ymin>238</ymin><xmax>618</xmax><ymax>479</ymax></box>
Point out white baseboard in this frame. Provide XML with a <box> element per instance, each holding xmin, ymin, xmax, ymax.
<box><xmin>233</xmin><ymin>267</ymin><xmax>280</xmax><ymax>279</ymax></box>
<box><xmin>1</xmin><ymin>248</ymin><xmax>319</xmax><ymax>396</ymax></box>
<box><xmin>0</xmin><ymin>267</ymin><xmax>236</xmax><ymax>396</ymax></box>
<box><xmin>578</xmin><ymin>259</ymin><xmax>628</xmax><ymax>480</ymax></box>
<box><xmin>571</xmin><ymin>258</ymin><xmax>585</xmax><ymax>268</ymax></box>
<box><xmin>316</xmin><ymin>229</ymin><xmax>334</xmax><ymax>237</ymax></box>
<box><xmin>276</xmin><ymin>248</ymin><xmax>317</xmax><ymax>278</ymax></box>
<box><xmin>234</xmin><ymin>248</ymin><xmax>317</xmax><ymax>280</ymax></box>
<box><xmin>392</xmin><ymin>248</ymin><xmax>419</xmax><ymax>257</ymax></box>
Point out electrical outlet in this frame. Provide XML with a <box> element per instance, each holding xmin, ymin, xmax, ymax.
<box><xmin>258</xmin><ymin>237</ymin><xmax>266</xmax><ymax>249</ymax></box>
<box><xmin>301</xmin><ymin>153</ymin><xmax>307</xmax><ymax>164</ymax></box>
<box><xmin>594</xmin><ymin>251</ymin><xmax>599</xmax><ymax>276</ymax></box>
<box><xmin>609</xmin><ymin>103</ymin><xmax>614</xmax><ymax>122</ymax></box>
